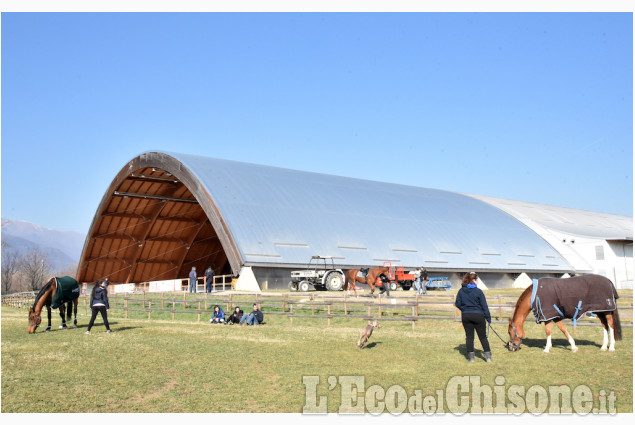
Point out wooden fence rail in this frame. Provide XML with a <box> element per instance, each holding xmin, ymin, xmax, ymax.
<box><xmin>3</xmin><ymin>290</ymin><xmax>632</xmax><ymax>330</ymax></box>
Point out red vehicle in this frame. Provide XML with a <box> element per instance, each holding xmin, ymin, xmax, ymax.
<box><xmin>382</xmin><ymin>262</ymin><xmax>416</xmax><ymax>291</ymax></box>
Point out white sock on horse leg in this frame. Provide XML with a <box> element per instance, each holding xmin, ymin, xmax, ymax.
<box><xmin>543</xmin><ymin>335</ymin><xmax>552</xmax><ymax>353</ymax></box>
<box><xmin>609</xmin><ymin>326</ymin><xmax>615</xmax><ymax>351</ymax></box>
<box><xmin>601</xmin><ymin>327</ymin><xmax>609</xmax><ymax>350</ymax></box>
<box><xmin>568</xmin><ymin>335</ymin><xmax>578</xmax><ymax>352</ymax></box>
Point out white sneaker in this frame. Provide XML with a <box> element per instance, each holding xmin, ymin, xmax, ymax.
<box><xmin>85</xmin><ymin>331</ymin><xmax>90</xmax><ymax>334</ymax></box>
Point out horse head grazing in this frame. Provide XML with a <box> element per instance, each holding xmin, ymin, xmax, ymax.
<box><xmin>28</xmin><ymin>307</ymin><xmax>42</xmax><ymax>334</ymax></box>
<box><xmin>507</xmin><ymin>317</ymin><xmax>524</xmax><ymax>351</ymax></box>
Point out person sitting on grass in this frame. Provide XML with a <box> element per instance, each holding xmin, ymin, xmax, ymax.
<box><xmin>210</xmin><ymin>305</ymin><xmax>225</xmax><ymax>324</ymax></box>
<box><xmin>225</xmin><ymin>306</ymin><xmax>244</xmax><ymax>325</ymax></box>
<box><xmin>240</xmin><ymin>303</ymin><xmax>264</xmax><ymax>326</ymax></box>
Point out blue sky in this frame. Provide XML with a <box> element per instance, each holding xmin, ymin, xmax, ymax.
<box><xmin>1</xmin><ymin>12</ymin><xmax>633</xmax><ymax>234</ymax></box>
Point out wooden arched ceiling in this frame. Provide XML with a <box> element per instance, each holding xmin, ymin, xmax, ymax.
<box><xmin>77</xmin><ymin>153</ymin><xmax>240</xmax><ymax>284</ymax></box>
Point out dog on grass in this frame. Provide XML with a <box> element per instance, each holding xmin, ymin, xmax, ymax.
<box><xmin>357</xmin><ymin>320</ymin><xmax>381</xmax><ymax>349</ymax></box>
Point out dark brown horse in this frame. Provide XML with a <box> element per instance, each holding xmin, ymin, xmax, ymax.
<box><xmin>28</xmin><ymin>277</ymin><xmax>79</xmax><ymax>334</ymax></box>
<box><xmin>507</xmin><ymin>275</ymin><xmax>622</xmax><ymax>353</ymax></box>
<box><xmin>344</xmin><ymin>266</ymin><xmax>391</xmax><ymax>297</ymax></box>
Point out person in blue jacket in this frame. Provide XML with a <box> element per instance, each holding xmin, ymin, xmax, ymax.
<box><xmin>189</xmin><ymin>267</ymin><xmax>197</xmax><ymax>293</ymax></box>
<box><xmin>455</xmin><ymin>272</ymin><xmax>491</xmax><ymax>362</ymax></box>
<box><xmin>210</xmin><ymin>305</ymin><xmax>225</xmax><ymax>324</ymax></box>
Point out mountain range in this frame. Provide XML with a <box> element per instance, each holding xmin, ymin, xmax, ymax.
<box><xmin>1</xmin><ymin>219</ymin><xmax>86</xmax><ymax>271</ymax></box>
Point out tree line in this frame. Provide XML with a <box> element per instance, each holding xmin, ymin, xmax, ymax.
<box><xmin>1</xmin><ymin>241</ymin><xmax>77</xmax><ymax>294</ymax></box>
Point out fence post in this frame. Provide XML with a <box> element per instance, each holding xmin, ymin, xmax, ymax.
<box><xmin>283</xmin><ymin>294</ymin><xmax>286</xmax><ymax>313</ymax></box>
<box><xmin>162</xmin><ymin>292</ymin><xmax>165</xmax><ymax>309</ymax></box>
<box><xmin>183</xmin><ymin>291</ymin><xmax>186</xmax><ymax>310</ymax></box>
<box><xmin>344</xmin><ymin>292</ymin><xmax>348</xmax><ymax>315</ymax></box>
<box><xmin>172</xmin><ymin>301</ymin><xmax>175</xmax><ymax>321</ymax></box>
<box><xmin>228</xmin><ymin>294</ymin><xmax>232</xmax><ymax>312</ymax></box>
<box><xmin>84</xmin><ymin>294</ymin><xmax>88</xmax><ymax>315</ymax></box>
<box><xmin>498</xmin><ymin>295</ymin><xmax>502</xmax><ymax>321</ymax></box>
<box><xmin>367</xmin><ymin>304</ymin><xmax>371</xmax><ymax>317</ymax></box>
<box><xmin>290</xmin><ymin>303</ymin><xmax>294</xmax><ymax>326</ymax></box>
<box><xmin>142</xmin><ymin>291</ymin><xmax>145</xmax><ymax>309</ymax></box>
<box><xmin>415</xmin><ymin>294</ymin><xmax>419</xmax><ymax>316</ymax></box>
<box><xmin>412</xmin><ymin>307</ymin><xmax>416</xmax><ymax>332</ymax></box>
<box><xmin>148</xmin><ymin>302</ymin><xmax>152</xmax><ymax>320</ymax></box>
<box><xmin>378</xmin><ymin>294</ymin><xmax>382</xmax><ymax>318</ymax></box>
<box><xmin>198</xmin><ymin>301</ymin><xmax>201</xmax><ymax>322</ymax></box>
<box><xmin>114</xmin><ymin>292</ymin><xmax>118</xmax><ymax>308</ymax></box>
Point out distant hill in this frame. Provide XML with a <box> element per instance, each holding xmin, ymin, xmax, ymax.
<box><xmin>1</xmin><ymin>219</ymin><xmax>86</xmax><ymax>271</ymax></box>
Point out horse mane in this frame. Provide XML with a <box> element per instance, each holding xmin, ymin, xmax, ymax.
<box><xmin>512</xmin><ymin>284</ymin><xmax>533</xmax><ymax>320</ymax></box>
<box><xmin>32</xmin><ymin>278</ymin><xmax>55</xmax><ymax>310</ymax></box>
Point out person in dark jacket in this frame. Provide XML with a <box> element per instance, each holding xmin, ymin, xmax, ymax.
<box><xmin>240</xmin><ymin>303</ymin><xmax>264</xmax><ymax>325</ymax></box>
<box><xmin>377</xmin><ymin>274</ymin><xmax>391</xmax><ymax>296</ymax></box>
<box><xmin>205</xmin><ymin>266</ymin><xmax>215</xmax><ymax>293</ymax></box>
<box><xmin>226</xmin><ymin>306</ymin><xmax>244</xmax><ymax>325</ymax></box>
<box><xmin>86</xmin><ymin>280</ymin><xmax>112</xmax><ymax>334</ymax></box>
<box><xmin>189</xmin><ymin>267</ymin><xmax>197</xmax><ymax>293</ymax></box>
<box><xmin>210</xmin><ymin>305</ymin><xmax>225</xmax><ymax>324</ymax></box>
<box><xmin>455</xmin><ymin>272</ymin><xmax>491</xmax><ymax>362</ymax></box>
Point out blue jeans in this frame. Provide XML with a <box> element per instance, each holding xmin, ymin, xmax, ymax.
<box><xmin>206</xmin><ymin>282</ymin><xmax>212</xmax><ymax>293</ymax></box>
<box><xmin>189</xmin><ymin>279</ymin><xmax>196</xmax><ymax>293</ymax></box>
<box><xmin>414</xmin><ymin>279</ymin><xmax>422</xmax><ymax>293</ymax></box>
<box><xmin>240</xmin><ymin>313</ymin><xmax>260</xmax><ymax>325</ymax></box>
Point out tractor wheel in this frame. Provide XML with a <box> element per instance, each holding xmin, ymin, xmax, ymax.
<box><xmin>325</xmin><ymin>272</ymin><xmax>344</xmax><ymax>291</ymax></box>
<box><xmin>389</xmin><ymin>282</ymin><xmax>398</xmax><ymax>292</ymax></box>
<box><xmin>299</xmin><ymin>281</ymin><xmax>311</xmax><ymax>292</ymax></box>
<box><xmin>289</xmin><ymin>281</ymin><xmax>298</xmax><ymax>292</ymax></box>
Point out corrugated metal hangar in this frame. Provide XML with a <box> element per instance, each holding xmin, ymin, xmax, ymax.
<box><xmin>77</xmin><ymin>151</ymin><xmax>633</xmax><ymax>290</ymax></box>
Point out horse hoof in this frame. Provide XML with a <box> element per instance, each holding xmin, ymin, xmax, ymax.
<box><xmin>571</xmin><ymin>347</ymin><xmax>578</xmax><ymax>353</ymax></box>
<box><xmin>543</xmin><ymin>349</ymin><xmax>550</xmax><ymax>353</ymax></box>
<box><xmin>609</xmin><ymin>347</ymin><xmax>615</xmax><ymax>352</ymax></box>
<box><xmin>600</xmin><ymin>347</ymin><xmax>608</xmax><ymax>351</ymax></box>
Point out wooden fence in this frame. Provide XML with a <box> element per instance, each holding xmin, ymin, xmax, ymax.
<box><xmin>4</xmin><ymin>290</ymin><xmax>632</xmax><ymax>330</ymax></box>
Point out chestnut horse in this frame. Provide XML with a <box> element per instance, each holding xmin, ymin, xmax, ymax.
<box><xmin>344</xmin><ymin>266</ymin><xmax>390</xmax><ymax>297</ymax></box>
<box><xmin>507</xmin><ymin>277</ymin><xmax>622</xmax><ymax>353</ymax></box>
<box><xmin>28</xmin><ymin>277</ymin><xmax>79</xmax><ymax>334</ymax></box>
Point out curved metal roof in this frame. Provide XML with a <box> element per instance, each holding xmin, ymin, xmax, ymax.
<box><xmin>469</xmin><ymin>195</ymin><xmax>633</xmax><ymax>241</ymax></box>
<box><xmin>78</xmin><ymin>151</ymin><xmax>573</xmax><ymax>283</ymax></box>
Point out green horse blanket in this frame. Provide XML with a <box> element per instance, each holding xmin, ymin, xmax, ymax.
<box><xmin>530</xmin><ymin>274</ymin><xmax>618</xmax><ymax>324</ymax></box>
<box><xmin>51</xmin><ymin>276</ymin><xmax>80</xmax><ymax>309</ymax></box>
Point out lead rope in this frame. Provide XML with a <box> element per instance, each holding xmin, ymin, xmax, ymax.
<box><xmin>488</xmin><ymin>323</ymin><xmax>509</xmax><ymax>346</ymax></box>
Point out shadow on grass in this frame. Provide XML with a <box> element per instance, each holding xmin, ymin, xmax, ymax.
<box><xmin>514</xmin><ymin>337</ymin><xmax>602</xmax><ymax>350</ymax></box>
<box><xmin>362</xmin><ymin>341</ymin><xmax>383</xmax><ymax>349</ymax></box>
<box><xmin>454</xmin><ymin>335</ymin><xmax>603</xmax><ymax>358</ymax></box>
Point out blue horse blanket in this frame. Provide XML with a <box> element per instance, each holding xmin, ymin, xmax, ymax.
<box><xmin>51</xmin><ymin>276</ymin><xmax>80</xmax><ymax>309</ymax></box>
<box><xmin>531</xmin><ymin>275</ymin><xmax>618</xmax><ymax>324</ymax></box>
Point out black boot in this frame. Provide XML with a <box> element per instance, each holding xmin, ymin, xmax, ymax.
<box><xmin>467</xmin><ymin>352</ymin><xmax>475</xmax><ymax>363</ymax></box>
<box><xmin>485</xmin><ymin>351</ymin><xmax>492</xmax><ymax>363</ymax></box>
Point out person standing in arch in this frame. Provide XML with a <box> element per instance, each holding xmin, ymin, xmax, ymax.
<box><xmin>189</xmin><ymin>267</ymin><xmax>197</xmax><ymax>293</ymax></box>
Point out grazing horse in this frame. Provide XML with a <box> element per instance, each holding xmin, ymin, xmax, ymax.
<box><xmin>28</xmin><ymin>277</ymin><xmax>79</xmax><ymax>334</ymax></box>
<box><xmin>344</xmin><ymin>266</ymin><xmax>391</xmax><ymax>297</ymax></box>
<box><xmin>507</xmin><ymin>274</ymin><xmax>622</xmax><ymax>353</ymax></box>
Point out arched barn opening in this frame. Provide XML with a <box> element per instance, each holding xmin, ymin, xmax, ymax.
<box><xmin>77</xmin><ymin>152</ymin><xmax>239</xmax><ymax>284</ymax></box>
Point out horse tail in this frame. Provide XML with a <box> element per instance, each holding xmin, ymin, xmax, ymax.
<box><xmin>612</xmin><ymin>307</ymin><xmax>622</xmax><ymax>341</ymax></box>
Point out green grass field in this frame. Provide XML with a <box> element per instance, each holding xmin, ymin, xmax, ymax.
<box><xmin>1</xmin><ymin>290</ymin><xmax>632</xmax><ymax>413</ymax></box>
